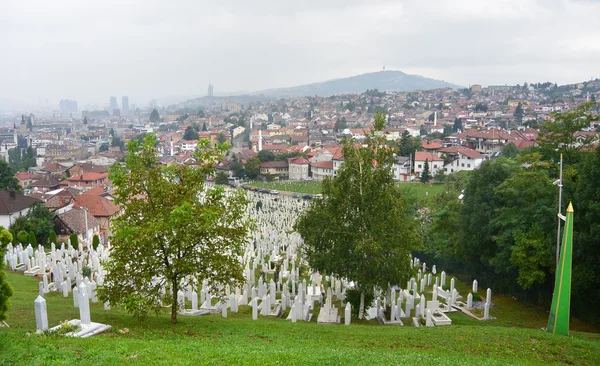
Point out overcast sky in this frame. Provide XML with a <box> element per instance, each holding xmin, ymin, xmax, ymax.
<box><xmin>1</xmin><ymin>0</ymin><xmax>599</xmax><ymax>107</ymax></box>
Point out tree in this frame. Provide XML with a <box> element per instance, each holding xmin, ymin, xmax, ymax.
<box><xmin>0</xmin><ymin>160</ymin><xmax>20</xmax><ymax>192</ymax></box>
<box><xmin>98</xmin><ymin>134</ymin><xmax>252</xmax><ymax>323</ymax></box>
<box><xmin>92</xmin><ymin>235</ymin><xmax>100</xmax><ymax>250</ymax></box>
<box><xmin>202</xmin><ymin>122</ymin><xmax>207</xmax><ymax>131</ymax></box>
<box><xmin>258</xmin><ymin>150</ymin><xmax>275</xmax><ymax>163</ymax></box>
<box><xmin>10</xmin><ymin>203</ymin><xmax>54</xmax><ymax>245</ymax></box>
<box><xmin>183</xmin><ymin>126</ymin><xmax>199</xmax><ymax>141</ymax></box>
<box><xmin>245</xmin><ymin>158</ymin><xmax>261</xmax><ymax>180</ymax></box>
<box><xmin>537</xmin><ymin>102</ymin><xmax>597</xmax><ymax>165</ymax></box>
<box><xmin>295</xmin><ymin>112</ymin><xmax>421</xmax><ymax>318</ymax></box>
<box><xmin>149</xmin><ymin>109</ymin><xmax>161</xmax><ymax>122</ymax></box>
<box><xmin>109</xmin><ymin>128</ymin><xmax>115</xmax><ymax>137</ymax></box>
<box><xmin>0</xmin><ymin>226</ymin><xmax>13</xmax><ymax>321</ymax></box>
<box><xmin>215</xmin><ymin>171</ymin><xmax>229</xmax><ymax>185</ymax></box>
<box><xmin>217</xmin><ymin>133</ymin><xmax>227</xmax><ymax>144</ymax></box>
<box><xmin>514</xmin><ymin>103</ymin><xmax>524</xmax><ymax>125</ymax></box>
<box><xmin>28</xmin><ymin>231</ymin><xmax>37</xmax><ymax>246</ymax></box>
<box><xmin>70</xmin><ymin>233</ymin><xmax>79</xmax><ymax>248</ymax></box>
<box><xmin>334</xmin><ymin>118</ymin><xmax>347</xmax><ymax>132</ymax></box>
<box><xmin>398</xmin><ymin>131</ymin><xmax>422</xmax><ymax>157</ymax></box>
<box><xmin>453</xmin><ymin>118</ymin><xmax>463</xmax><ymax>133</ymax></box>
<box><xmin>230</xmin><ymin>161</ymin><xmax>244</xmax><ymax>178</ymax></box>
<box><xmin>99</xmin><ymin>143</ymin><xmax>109</xmax><ymax>152</ymax></box>
<box><xmin>502</xmin><ymin>142</ymin><xmax>519</xmax><ymax>158</ymax></box>
<box><xmin>420</xmin><ymin>160</ymin><xmax>431</xmax><ymax>183</ymax></box>
<box><xmin>48</xmin><ymin>230</ymin><xmax>57</xmax><ymax>245</ymax></box>
<box><xmin>16</xmin><ymin>230</ymin><xmax>28</xmax><ymax>244</ymax></box>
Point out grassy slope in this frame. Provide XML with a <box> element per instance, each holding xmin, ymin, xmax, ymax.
<box><xmin>249</xmin><ymin>181</ymin><xmax>446</xmax><ymax>199</ymax></box>
<box><xmin>1</xmin><ymin>272</ymin><xmax>599</xmax><ymax>365</ymax></box>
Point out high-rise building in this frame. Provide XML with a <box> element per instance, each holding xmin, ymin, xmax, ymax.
<box><xmin>110</xmin><ymin>96</ymin><xmax>118</xmax><ymax>111</ymax></box>
<box><xmin>59</xmin><ymin>99</ymin><xmax>78</xmax><ymax>117</ymax></box>
<box><xmin>208</xmin><ymin>84</ymin><xmax>214</xmax><ymax>97</ymax></box>
<box><xmin>122</xmin><ymin>96</ymin><xmax>129</xmax><ymax>115</ymax></box>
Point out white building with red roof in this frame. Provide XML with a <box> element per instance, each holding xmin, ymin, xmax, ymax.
<box><xmin>414</xmin><ymin>152</ymin><xmax>444</xmax><ymax>178</ymax></box>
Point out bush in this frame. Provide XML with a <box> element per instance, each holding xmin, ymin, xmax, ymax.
<box><xmin>48</xmin><ymin>230</ymin><xmax>57</xmax><ymax>246</ymax></box>
<box><xmin>17</xmin><ymin>231</ymin><xmax>28</xmax><ymax>244</ymax></box>
<box><xmin>344</xmin><ymin>289</ymin><xmax>374</xmax><ymax>318</ymax></box>
<box><xmin>69</xmin><ymin>233</ymin><xmax>78</xmax><ymax>248</ymax></box>
<box><xmin>92</xmin><ymin>235</ymin><xmax>100</xmax><ymax>250</ymax></box>
<box><xmin>28</xmin><ymin>231</ymin><xmax>37</xmax><ymax>246</ymax></box>
<box><xmin>81</xmin><ymin>266</ymin><xmax>91</xmax><ymax>279</ymax></box>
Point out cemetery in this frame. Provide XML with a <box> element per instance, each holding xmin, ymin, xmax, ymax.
<box><xmin>2</xmin><ymin>190</ymin><xmax>600</xmax><ymax>364</ymax></box>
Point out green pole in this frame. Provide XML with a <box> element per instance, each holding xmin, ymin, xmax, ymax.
<box><xmin>547</xmin><ymin>202</ymin><xmax>573</xmax><ymax>336</ymax></box>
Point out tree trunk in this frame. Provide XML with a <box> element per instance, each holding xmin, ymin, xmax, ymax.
<box><xmin>171</xmin><ymin>279</ymin><xmax>178</xmax><ymax>323</ymax></box>
<box><xmin>359</xmin><ymin>292</ymin><xmax>365</xmax><ymax>320</ymax></box>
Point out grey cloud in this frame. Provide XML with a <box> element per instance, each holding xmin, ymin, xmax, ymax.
<box><xmin>0</xmin><ymin>0</ymin><xmax>599</xmax><ymax>107</ymax></box>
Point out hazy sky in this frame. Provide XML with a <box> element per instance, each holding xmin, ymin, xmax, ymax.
<box><xmin>1</xmin><ymin>0</ymin><xmax>599</xmax><ymax>107</ymax></box>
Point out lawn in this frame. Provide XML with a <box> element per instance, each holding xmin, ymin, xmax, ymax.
<box><xmin>2</xmin><ymin>271</ymin><xmax>599</xmax><ymax>365</ymax></box>
<box><xmin>248</xmin><ymin>180</ymin><xmax>446</xmax><ymax>200</ymax></box>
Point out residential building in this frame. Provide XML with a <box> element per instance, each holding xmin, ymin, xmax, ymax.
<box><xmin>73</xmin><ymin>195</ymin><xmax>120</xmax><ymax>233</ymax></box>
<box><xmin>393</xmin><ymin>156</ymin><xmax>413</xmax><ymax>181</ymax></box>
<box><xmin>414</xmin><ymin>152</ymin><xmax>444</xmax><ymax>178</ymax></box>
<box><xmin>259</xmin><ymin>160</ymin><xmax>289</xmax><ymax>178</ymax></box>
<box><xmin>311</xmin><ymin>161</ymin><xmax>334</xmax><ymax>181</ymax></box>
<box><xmin>121</xmin><ymin>96</ymin><xmax>129</xmax><ymax>115</ymax></box>
<box><xmin>0</xmin><ymin>190</ymin><xmax>40</xmax><ymax>228</ymax></box>
<box><xmin>443</xmin><ymin>148</ymin><xmax>484</xmax><ymax>174</ymax></box>
<box><xmin>288</xmin><ymin>157</ymin><xmax>309</xmax><ymax>180</ymax></box>
<box><xmin>66</xmin><ymin>172</ymin><xmax>109</xmax><ymax>189</ymax></box>
<box><xmin>54</xmin><ymin>207</ymin><xmax>100</xmax><ymax>243</ymax></box>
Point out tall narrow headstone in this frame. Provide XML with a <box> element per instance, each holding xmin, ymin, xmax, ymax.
<box><xmin>34</xmin><ymin>296</ymin><xmax>48</xmax><ymax>331</ymax></box>
<box><xmin>484</xmin><ymin>302</ymin><xmax>490</xmax><ymax>320</ymax></box>
<box><xmin>291</xmin><ymin>303</ymin><xmax>297</xmax><ymax>323</ymax></box>
<box><xmin>252</xmin><ymin>298</ymin><xmax>258</xmax><ymax>320</ymax></box>
<box><xmin>79</xmin><ymin>282</ymin><xmax>91</xmax><ymax>325</ymax></box>
<box><xmin>345</xmin><ymin>303</ymin><xmax>351</xmax><ymax>325</ymax></box>
<box><xmin>73</xmin><ymin>286</ymin><xmax>80</xmax><ymax>308</ymax></box>
<box><xmin>467</xmin><ymin>293</ymin><xmax>473</xmax><ymax>309</ymax></box>
<box><xmin>472</xmin><ymin>279</ymin><xmax>478</xmax><ymax>293</ymax></box>
<box><xmin>426</xmin><ymin>309</ymin><xmax>433</xmax><ymax>327</ymax></box>
<box><xmin>486</xmin><ymin>288</ymin><xmax>492</xmax><ymax>305</ymax></box>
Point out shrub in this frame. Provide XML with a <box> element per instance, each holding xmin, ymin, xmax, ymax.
<box><xmin>48</xmin><ymin>230</ymin><xmax>57</xmax><ymax>245</ymax></box>
<box><xmin>344</xmin><ymin>289</ymin><xmax>374</xmax><ymax>318</ymax></box>
<box><xmin>17</xmin><ymin>231</ymin><xmax>28</xmax><ymax>244</ymax></box>
<box><xmin>92</xmin><ymin>235</ymin><xmax>100</xmax><ymax>250</ymax></box>
<box><xmin>28</xmin><ymin>231</ymin><xmax>37</xmax><ymax>246</ymax></box>
<box><xmin>69</xmin><ymin>233</ymin><xmax>78</xmax><ymax>248</ymax></box>
<box><xmin>81</xmin><ymin>266</ymin><xmax>91</xmax><ymax>279</ymax></box>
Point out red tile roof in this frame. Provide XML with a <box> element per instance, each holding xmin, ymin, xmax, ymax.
<box><xmin>311</xmin><ymin>161</ymin><xmax>334</xmax><ymax>169</ymax></box>
<box><xmin>73</xmin><ymin>195</ymin><xmax>120</xmax><ymax>217</ymax></box>
<box><xmin>67</xmin><ymin>172</ymin><xmax>108</xmax><ymax>182</ymax></box>
<box><xmin>414</xmin><ymin>152</ymin><xmax>444</xmax><ymax>162</ymax></box>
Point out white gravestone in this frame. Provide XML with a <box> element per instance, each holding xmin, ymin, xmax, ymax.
<box><xmin>345</xmin><ymin>303</ymin><xmax>351</xmax><ymax>325</ymax></box>
<box><xmin>34</xmin><ymin>295</ymin><xmax>49</xmax><ymax>331</ymax></box>
<box><xmin>79</xmin><ymin>282</ymin><xmax>91</xmax><ymax>325</ymax></box>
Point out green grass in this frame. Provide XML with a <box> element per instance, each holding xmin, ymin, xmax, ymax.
<box><xmin>248</xmin><ymin>180</ymin><xmax>446</xmax><ymax>200</ymax></box>
<box><xmin>2</xmin><ymin>271</ymin><xmax>600</xmax><ymax>365</ymax></box>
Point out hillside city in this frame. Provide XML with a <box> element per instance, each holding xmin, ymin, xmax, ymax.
<box><xmin>1</xmin><ymin>78</ymin><xmax>600</xmax><ymax>243</ymax></box>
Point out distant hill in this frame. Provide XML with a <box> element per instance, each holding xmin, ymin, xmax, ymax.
<box><xmin>251</xmin><ymin>70</ymin><xmax>462</xmax><ymax>98</ymax></box>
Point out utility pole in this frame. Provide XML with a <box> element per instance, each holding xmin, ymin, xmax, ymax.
<box><xmin>556</xmin><ymin>154</ymin><xmax>564</xmax><ymax>274</ymax></box>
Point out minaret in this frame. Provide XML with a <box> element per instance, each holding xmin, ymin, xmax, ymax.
<box><xmin>434</xmin><ymin>112</ymin><xmax>437</xmax><ymax>126</ymax></box>
<box><xmin>258</xmin><ymin>129</ymin><xmax>263</xmax><ymax>152</ymax></box>
<box><xmin>13</xmin><ymin>121</ymin><xmax>17</xmax><ymax>145</ymax></box>
<box><xmin>170</xmin><ymin>137</ymin><xmax>174</xmax><ymax>156</ymax></box>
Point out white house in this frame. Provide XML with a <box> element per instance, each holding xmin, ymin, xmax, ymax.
<box><xmin>414</xmin><ymin>152</ymin><xmax>444</xmax><ymax>178</ymax></box>
<box><xmin>288</xmin><ymin>157</ymin><xmax>310</xmax><ymax>180</ymax></box>
<box><xmin>393</xmin><ymin>156</ymin><xmax>413</xmax><ymax>181</ymax></box>
<box><xmin>311</xmin><ymin>161</ymin><xmax>334</xmax><ymax>181</ymax></box>
<box><xmin>444</xmin><ymin>149</ymin><xmax>484</xmax><ymax>174</ymax></box>
<box><xmin>180</xmin><ymin>140</ymin><xmax>198</xmax><ymax>152</ymax></box>
<box><xmin>0</xmin><ymin>190</ymin><xmax>40</xmax><ymax>228</ymax></box>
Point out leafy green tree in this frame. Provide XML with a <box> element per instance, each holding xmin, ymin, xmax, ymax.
<box><xmin>28</xmin><ymin>231</ymin><xmax>37</xmax><ymax>246</ymax></box>
<box><xmin>453</xmin><ymin>118</ymin><xmax>463</xmax><ymax>132</ymax></box>
<box><xmin>10</xmin><ymin>203</ymin><xmax>54</xmax><ymax>245</ymax></box>
<box><xmin>537</xmin><ymin>102</ymin><xmax>597</xmax><ymax>165</ymax></box>
<box><xmin>215</xmin><ymin>171</ymin><xmax>229</xmax><ymax>185</ymax></box>
<box><xmin>70</xmin><ymin>233</ymin><xmax>78</xmax><ymax>247</ymax></box>
<box><xmin>295</xmin><ymin>112</ymin><xmax>421</xmax><ymax>318</ymax></box>
<box><xmin>398</xmin><ymin>131</ymin><xmax>422</xmax><ymax>157</ymax></box>
<box><xmin>48</xmin><ymin>230</ymin><xmax>57</xmax><ymax>245</ymax></box>
<box><xmin>217</xmin><ymin>133</ymin><xmax>227</xmax><ymax>144</ymax></box>
<box><xmin>514</xmin><ymin>103</ymin><xmax>524</xmax><ymax>125</ymax></box>
<box><xmin>502</xmin><ymin>142</ymin><xmax>519</xmax><ymax>158</ymax></box>
<box><xmin>0</xmin><ymin>226</ymin><xmax>13</xmax><ymax>321</ymax></box>
<box><xmin>149</xmin><ymin>109</ymin><xmax>161</xmax><ymax>122</ymax></box>
<box><xmin>258</xmin><ymin>150</ymin><xmax>275</xmax><ymax>163</ymax></box>
<box><xmin>0</xmin><ymin>160</ymin><xmax>20</xmax><ymax>191</ymax></box>
<box><xmin>245</xmin><ymin>158</ymin><xmax>261</xmax><ymax>180</ymax></box>
<box><xmin>109</xmin><ymin>128</ymin><xmax>115</xmax><ymax>137</ymax></box>
<box><xmin>98</xmin><ymin>134</ymin><xmax>252</xmax><ymax>323</ymax></box>
<box><xmin>16</xmin><ymin>230</ymin><xmax>28</xmax><ymax>244</ymax></box>
<box><xmin>420</xmin><ymin>160</ymin><xmax>431</xmax><ymax>183</ymax></box>
<box><xmin>230</xmin><ymin>161</ymin><xmax>244</xmax><ymax>178</ymax></box>
<box><xmin>202</xmin><ymin>122</ymin><xmax>207</xmax><ymax>131</ymax></box>
<box><xmin>183</xmin><ymin>126</ymin><xmax>199</xmax><ymax>141</ymax></box>
<box><xmin>334</xmin><ymin>118</ymin><xmax>347</xmax><ymax>132</ymax></box>
<box><xmin>92</xmin><ymin>235</ymin><xmax>100</xmax><ymax>250</ymax></box>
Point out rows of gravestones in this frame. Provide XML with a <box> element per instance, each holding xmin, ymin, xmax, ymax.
<box><xmin>4</xmin><ymin>189</ymin><xmax>494</xmax><ymax>336</ymax></box>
